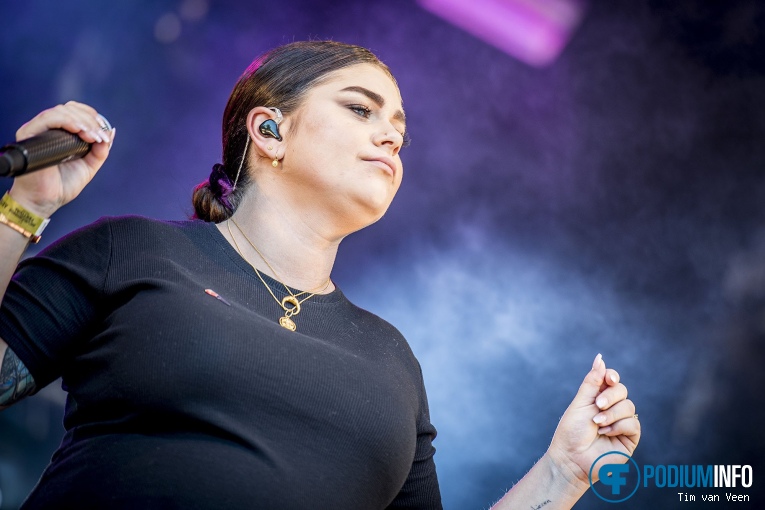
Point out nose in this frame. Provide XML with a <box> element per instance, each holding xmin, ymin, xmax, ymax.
<box><xmin>372</xmin><ymin>125</ymin><xmax>403</xmax><ymax>156</ymax></box>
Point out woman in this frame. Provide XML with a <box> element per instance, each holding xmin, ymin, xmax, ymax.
<box><xmin>0</xmin><ymin>41</ymin><xmax>640</xmax><ymax>509</ymax></box>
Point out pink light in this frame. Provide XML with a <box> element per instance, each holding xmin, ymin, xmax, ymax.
<box><xmin>418</xmin><ymin>0</ymin><xmax>586</xmax><ymax>67</ymax></box>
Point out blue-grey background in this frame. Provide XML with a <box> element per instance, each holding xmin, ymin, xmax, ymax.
<box><xmin>2</xmin><ymin>0</ymin><xmax>764</xmax><ymax>508</ymax></box>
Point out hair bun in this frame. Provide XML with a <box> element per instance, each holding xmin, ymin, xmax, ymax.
<box><xmin>209</xmin><ymin>163</ymin><xmax>234</xmax><ymax>209</ymax></box>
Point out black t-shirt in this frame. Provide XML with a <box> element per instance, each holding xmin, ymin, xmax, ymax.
<box><xmin>0</xmin><ymin>216</ymin><xmax>442</xmax><ymax>509</ymax></box>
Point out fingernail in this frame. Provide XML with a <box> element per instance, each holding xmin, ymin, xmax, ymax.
<box><xmin>592</xmin><ymin>353</ymin><xmax>602</xmax><ymax>369</ymax></box>
<box><xmin>598</xmin><ymin>426</ymin><xmax>612</xmax><ymax>435</ymax></box>
<box><xmin>609</xmin><ymin>372</ymin><xmax>619</xmax><ymax>384</ymax></box>
<box><xmin>101</xmin><ymin>131</ymin><xmax>111</xmax><ymax>143</ymax></box>
<box><xmin>593</xmin><ymin>414</ymin><xmax>606</xmax><ymax>424</ymax></box>
<box><xmin>90</xmin><ymin>131</ymin><xmax>103</xmax><ymax>143</ymax></box>
<box><xmin>596</xmin><ymin>397</ymin><xmax>607</xmax><ymax>409</ymax></box>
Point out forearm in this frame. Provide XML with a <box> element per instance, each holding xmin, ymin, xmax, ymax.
<box><xmin>490</xmin><ymin>452</ymin><xmax>589</xmax><ymax>510</ymax></box>
<box><xmin>0</xmin><ymin>205</ymin><xmax>39</xmax><ymax>410</ymax></box>
<box><xmin>1</xmin><ymin>183</ymin><xmax>58</xmax><ymax>303</ymax></box>
<box><xmin>0</xmin><ymin>223</ymin><xmax>31</xmax><ymax>304</ymax></box>
<box><xmin>0</xmin><ymin>339</ymin><xmax>37</xmax><ymax>410</ymax></box>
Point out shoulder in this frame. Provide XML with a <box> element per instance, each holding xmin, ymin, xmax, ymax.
<box><xmin>333</xmin><ymin>288</ymin><xmax>404</xmax><ymax>336</ymax></box>
<box><xmin>348</xmin><ymin>300</ymin><xmax>407</xmax><ymax>340</ymax></box>
<box><xmin>57</xmin><ymin>215</ymin><xmax>213</xmax><ymax>245</ymax></box>
<box><xmin>35</xmin><ymin>216</ymin><xmax>215</xmax><ymax>262</ymax></box>
<box><xmin>97</xmin><ymin>215</ymin><xmax>207</xmax><ymax>235</ymax></box>
<box><xmin>338</xmin><ymin>294</ymin><xmax>423</xmax><ymax>370</ymax></box>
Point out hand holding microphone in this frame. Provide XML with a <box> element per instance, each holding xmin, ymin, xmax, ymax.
<box><xmin>3</xmin><ymin>101</ymin><xmax>116</xmax><ymax>220</ymax></box>
<box><xmin>0</xmin><ymin>114</ymin><xmax>112</xmax><ymax>178</ymax></box>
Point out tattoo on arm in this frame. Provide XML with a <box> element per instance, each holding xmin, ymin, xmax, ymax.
<box><xmin>530</xmin><ymin>500</ymin><xmax>551</xmax><ymax>510</ymax></box>
<box><xmin>0</xmin><ymin>346</ymin><xmax>37</xmax><ymax>407</ymax></box>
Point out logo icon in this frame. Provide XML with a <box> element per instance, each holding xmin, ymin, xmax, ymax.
<box><xmin>589</xmin><ymin>451</ymin><xmax>640</xmax><ymax>503</ymax></box>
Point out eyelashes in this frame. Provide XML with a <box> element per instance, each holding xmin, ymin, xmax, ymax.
<box><xmin>349</xmin><ymin>104</ymin><xmax>373</xmax><ymax>118</ymax></box>
<box><xmin>348</xmin><ymin>104</ymin><xmax>410</xmax><ymax>148</ymax></box>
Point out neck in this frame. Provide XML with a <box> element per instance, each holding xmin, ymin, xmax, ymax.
<box><xmin>218</xmin><ymin>187</ymin><xmax>341</xmax><ymax>294</ymax></box>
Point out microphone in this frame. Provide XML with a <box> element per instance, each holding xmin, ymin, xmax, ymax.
<box><xmin>0</xmin><ymin>115</ymin><xmax>112</xmax><ymax>178</ymax></box>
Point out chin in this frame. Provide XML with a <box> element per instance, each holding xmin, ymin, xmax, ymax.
<box><xmin>347</xmin><ymin>193</ymin><xmax>395</xmax><ymax>231</ymax></box>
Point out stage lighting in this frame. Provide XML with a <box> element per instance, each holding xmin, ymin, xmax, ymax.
<box><xmin>418</xmin><ymin>0</ymin><xmax>587</xmax><ymax>67</ymax></box>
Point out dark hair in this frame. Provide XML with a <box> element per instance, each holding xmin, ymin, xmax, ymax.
<box><xmin>192</xmin><ymin>40</ymin><xmax>395</xmax><ymax>222</ymax></box>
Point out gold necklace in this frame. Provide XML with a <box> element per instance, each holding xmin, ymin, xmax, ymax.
<box><xmin>227</xmin><ymin>219</ymin><xmax>331</xmax><ymax>331</ymax></box>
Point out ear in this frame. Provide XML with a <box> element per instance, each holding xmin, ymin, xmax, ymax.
<box><xmin>245</xmin><ymin>107</ymin><xmax>289</xmax><ymax>164</ymax></box>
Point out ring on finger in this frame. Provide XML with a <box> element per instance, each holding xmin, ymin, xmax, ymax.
<box><xmin>96</xmin><ymin>114</ymin><xmax>111</xmax><ymax>132</ymax></box>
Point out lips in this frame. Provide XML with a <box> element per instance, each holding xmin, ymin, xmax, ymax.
<box><xmin>363</xmin><ymin>156</ymin><xmax>396</xmax><ymax>177</ymax></box>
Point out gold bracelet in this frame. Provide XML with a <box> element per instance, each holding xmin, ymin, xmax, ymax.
<box><xmin>0</xmin><ymin>192</ymin><xmax>49</xmax><ymax>243</ymax></box>
<box><xmin>0</xmin><ymin>212</ymin><xmax>41</xmax><ymax>243</ymax></box>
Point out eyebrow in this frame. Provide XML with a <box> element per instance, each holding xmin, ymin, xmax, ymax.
<box><xmin>339</xmin><ymin>86</ymin><xmax>406</xmax><ymax>125</ymax></box>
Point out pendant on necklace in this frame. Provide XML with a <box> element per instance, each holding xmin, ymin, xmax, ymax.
<box><xmin>279</xmin><ymin>316</ymin><xmax>297</xmax><ymax>331</ymax></box>
<box><xmin>281</xmin><ymin>295</ymin><xmax>301</xmax><ymax>315</ymax></box>
<box><xmin>279</xmin><ymin>295</ymin><xmax>300</xmax><ymax>331</ymax></box>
